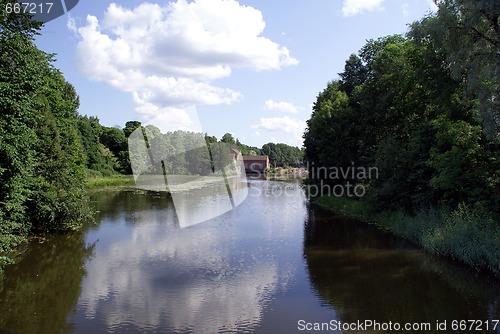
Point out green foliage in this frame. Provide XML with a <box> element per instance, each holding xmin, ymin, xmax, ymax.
<box><xmin>221</xmin><ymin>132</ymin><xmax>236</xmax><ymax>144</ymax></box>
<box><xmin>314</xmin><ymin>195</ymin><xmax>373</xmax><ymax>221</ymax></box>
<box><xmin>304</xmin><ymin>0</ymin><xmax>499</xmax><ymax>274</ymax></box>
<box><xmin>411</xmin><ymin>0</ymin><xmax>499</xmax><ymax>139</ymax></box>
<box><xmin>100</xmin><ymin>126</ymin><xmax>129</xmax><ymax>173</ymax></box>
<box><xmin>304</xmin><ymin>6</ymin><xmax>498</xmax><ymax>213</ymax></box>
<box><xmin>235</xmin><ymin>138</ymin><xmax>261</xmax><ymax>156</ymax></box>
<box><xmin>261</xmin><ymin>142</ymin><xmax>303</xmax><ymax>166</ymax></box>
<box><xmin>339</xmin><ymin>54</ymin><xmax>367</xmax><ymax>95</ymax></box>
<box><xmin>304</xmin><ymin>81</ymin><xmax>356</xmax><ymax>177</ymax></box>
<box><xmin>76</xmin><ymin>117</ymin><xmax>134</xmax><ymax>176</ymax></box>
<box><xmin>0</xmin><ymin>229</ymin><xmax>94</xmax><ymax>333</ymax></box>
<box><xmin>0</xmin><ymin>8</ymin><xmax>90</xmax><ymax>271</ymax></box>
<box><xmin>123</xmin><ymin>120</ymin><xmax>142</xmax><ymax>138</ymax></box>
<box><xmin>76</xmin><ymin>116</ymin><xmax>114</xmax><ymax>176</ymax></box>
<box><xmin>381</xmin><ymin>203</ymin><xmax>499</xmax><ymax>275</ymax></box>
<box><xmin>85</xmin><ymin>175</ymin><xmax>135</xmax><ymax>189</ymax></box>
<box><xmin>0</xmin><ymin>0</ymin><xmax>44</xmax><ymax>37</ymax></box>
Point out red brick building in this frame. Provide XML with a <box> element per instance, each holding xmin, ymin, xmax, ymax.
<box><xmin>242</xmin><ymin>156</ymin><xmax>269</xmax><ymax>173</ymax></box>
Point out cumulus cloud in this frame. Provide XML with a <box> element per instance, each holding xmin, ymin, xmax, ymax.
<box><xmin>252</xmin><ymin>116</ymin><xmax>305</xmax><ymax>146</ymax></box>
<box><xmin>67</xmin><ymin>14</ymin><xmax>77</xmax><ymax>33</ymax></box>
<box><xmin>342</xmin><ymin>0</ymin><xmax>384</xmax><ymax>16</ymax></box>
<box><xmin>133</xmin><ymin>102</ymin><xmax>203</xmax><ymax>132</ymax></box>
<box><xmin>73</xmin><ymin>0</ymin><xmax>298</xmax><ymax>130</ymax></box>
<box><xmin>264</xmin><ymin>99</ymin><xmax>303</xmax><ymax>114</ymax></box>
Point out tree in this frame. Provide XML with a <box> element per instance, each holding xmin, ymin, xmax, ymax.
<box><xmin>410</xmin><ymin>0</ymin><xmax>499</xmax><ymax>139</ymax></box>
<box><xmin>304</xmin><ymin>24</ymin><xmax>498</xmax><ymax>213</ymax></box>
<box><xmin>1</xmin><ymin>4</ymin><xmax>89</xmax><ymax>269</ymax></box>
<box><xmin>77</xmin><ymin>116</ymin><xmax>108</xmax><ymax>174</ymax></box>
<box><xmin>304</xmin><ymin>81</ymin><xmax>358</xmax><ymax>180</ymax></box>
<box><xmin>221</xmin><ymin>133</ymin><xmax>236</xmax><ymax>144</ymax></box>
<box><xmin>100</xmin><ymin>126</ymin><xmax>129</xmax><ymax>173</ymax></box>
<box><xmin>262</xmin><ymin>142</ymin><xmax>303</xmax><ymax>166</ymax></box>
<box><xmin>339</xmin><ymin>54</ymin><xmax>367</xmax><ymax>96</ymax></box>
<box><xmin>123</xmin><ymin>121</ymin><xmax>142</xmax><ymax>138</ymax></box>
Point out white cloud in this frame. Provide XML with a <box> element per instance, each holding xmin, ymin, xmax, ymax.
<box><xmin>264</xmin><ymin>99</ymin><xmax>303</xmax><ymax>114</ymax></box>
<box><xmin>133</xmin><ymin>101</ymin><xmax>202</xmax><ymax>132</ymax></box>
<box><xmin>73</xmin><ymin>0</ymin><xmax>298</xmax><ymax>130</ymax></box>
<box><xmin>252</xmin><ymin>116</ymin><xmax>305</xmax><ymax>146</ymax></box>
<box><xmin>67</xmin><ymin>15</ymin><xmax>77</xmax><ymax>33</ymax></box>
<box><xmin>342</xmin><ymin>0</ymin><xmax>384</xmax><ymax>16</ymax></box>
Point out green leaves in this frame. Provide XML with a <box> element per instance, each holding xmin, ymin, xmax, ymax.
<box><xmin>261</xmin><ymin>142</ymin><xmax>302</xmax><ymax>166</ymax></box>
<box><xmin>0</xmin><ymin>11</ymin><xmax>90</xmax><ymax>269</ymax></box>
<box><xmin>413</xmin><ymin>0</ymin><xmax>499</xmax><ymax>139</ymax></box>
<box><xmin>304</xmin><ymin>1</ymin><xmax>498</xmax><ymax>214</ymax></box>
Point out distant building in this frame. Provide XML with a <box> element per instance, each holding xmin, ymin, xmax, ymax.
<box><xmin>242</xmin><ymin>156</ymin><xmax>269</xmax><ymax>174</ymax></box>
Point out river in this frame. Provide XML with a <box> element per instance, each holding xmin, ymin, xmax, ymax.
<box><xmin>0</xmin><ymin>179</ymin><xmax>498</xmax><ymax>333</ymax></box>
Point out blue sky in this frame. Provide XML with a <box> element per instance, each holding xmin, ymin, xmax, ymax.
<box><xmin>35</xmin><ymin>0</ymin><xmax>437</xmax><ymax>148</ymax></box>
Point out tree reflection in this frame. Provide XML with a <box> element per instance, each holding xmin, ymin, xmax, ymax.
<box><xmin>89</xmin><ymin>189</ymin><xmax>175</xmax><ymax>223</ymax></box>
<box><xmin>304</xmin><ymin>204</ymin><xmax>500</xmax><ymax>330</ymax></box>
<box><xmin>0</xmin><ymin>230</ymin><xmax>95</xmax><ymax>334</ymax></box>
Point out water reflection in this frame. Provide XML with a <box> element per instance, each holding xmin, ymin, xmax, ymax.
<box><xmin>72</xmin><ymin>181</ymin><xmax>304</xmax><ymax>333</ymax></box>
<box><xmin>1</xmin><ymin>181</ymin><xmax>498</xmax><ymax>334</ymax></box>
<box><xmin>0</xmin><ymin>230</ymin><xmax>94</xmax><ymax>334</ymax></box>
<box><xmin>304</xmin><ymin>204</ymin><xmax>500</xmax><ymax>333</ymax></box>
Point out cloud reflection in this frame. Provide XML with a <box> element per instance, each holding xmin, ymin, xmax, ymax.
<box><xmin>78</xmin><ymin>186</ymin><xmax>298</xmax><ymax>333</ymax></box>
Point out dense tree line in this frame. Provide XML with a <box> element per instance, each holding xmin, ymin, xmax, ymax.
<box><xmin>76</xmin><ymin>116</ymin><xmax>132</xmax><ymax>176</ymax></box>
<box><xmin>262</xmin><ymin>143</ymin><xmax>303</xmax><ymax>167</ymax></box>
<box><xmin>304</xmin><ymin>0</ymin><xmax>498</xmax><ymax>214</ymax></box>
<box><xmin>0</xmin><ymin>1</ymin><xmax>90</xmax><ymax>268</ymax></box>
<box><xmin>78</xmin><ymin>122</ymin><xmax>305</xmax><ymax>177</ymax></box>
<box><xmin>127</xmin><ymin>127</ymin><xmax>304</xmax><ymax>176</ymax></box>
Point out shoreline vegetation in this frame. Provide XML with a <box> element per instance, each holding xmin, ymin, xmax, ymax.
<box><xmin>1</xmin><ymin>0</ymin><xmax>498</xmax><ymax>284</ymax></box>
<box><xmin>302</xmin><ymin>2</ymin><xmax>498</xmax><ymax>279</ymax></box>
<box><xmin>312</xmin><ymin>195</ymin><xmax>499</xmax><ymax>278</ymax></box>
<box><xmin>85</xmin><ymin>175</ymin><xmax>135</xmax><ymax>190</ymax></box>
<box><xmin>85</xmin><ymin>170</ymin><xmax>308</xmax><ymax>192</ymax></box>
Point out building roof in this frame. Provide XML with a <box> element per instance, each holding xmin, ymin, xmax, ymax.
<box><xmin>242</xmin><ymin>156</ymin><xmax>269</xmax><ymax>161</ymax></box>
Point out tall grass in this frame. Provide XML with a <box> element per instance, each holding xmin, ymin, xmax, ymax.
<box><xmin>314</xmin><ymin>196</ymin><xmax>500</xmax><ymax>276</ymax></box>
<box><xmin>85</xmin><ymin>175</ymin><xmax>135</xmax><ymax>189</ymax></box>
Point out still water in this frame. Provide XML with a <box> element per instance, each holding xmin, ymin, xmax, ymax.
<box><xmin>0</xmin><ymin>179</ymin><xmax>498</xmax><ymax>333</ymax></box>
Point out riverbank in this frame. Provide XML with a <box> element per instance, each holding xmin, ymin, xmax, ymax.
<box><xmin>85</xmin><ymin>175</ymin><xmax>135</xmax><ymax>189</ymax></box>
<box><xmin>312</xmin><ymin>196</ymin><xmax>499</xmax><ymax>277</ymax></box>
<box><xmin>2</xmin><ymin>175</ymin><xmax>134</xmax><ymax>274</ymax></box>
<box><xmin>86</xmin><ymin>174</ymin><xmax>247</xmax><ymax>192</ymax></box>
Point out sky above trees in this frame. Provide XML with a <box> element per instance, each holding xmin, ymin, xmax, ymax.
<box><xmin>34</xmin><ymin>0</ymin><xmax>438</xmax><ymax>147</ymax></box>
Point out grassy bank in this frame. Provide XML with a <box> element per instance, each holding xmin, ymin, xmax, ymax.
<box><xmin>2</xmin><ymin>175</ymin><xmax>133</xmax><ymax>275</ymax></box>
<box><xmin>313</xmin><ymin>196</ymin><xmax>500</xmax><ymax>277</ymax></box>
<box><xmin>85</xmin><ymin>175</ymin><xmax>135</xmax><ymax>189</ymax></box>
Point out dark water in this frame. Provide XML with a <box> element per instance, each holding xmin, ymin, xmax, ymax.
<box><xmin>0</xmin><ymin>180</ymin><xmax>498</xmax><ymax>333</ymax></box>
